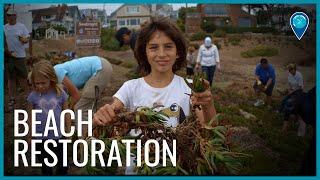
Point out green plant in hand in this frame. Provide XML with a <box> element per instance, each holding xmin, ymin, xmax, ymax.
<box><xmin>184</xmin><ymin>73</ymin><xmax>207</xmax><ymax>93</ymax></box>
<box><xmin>184</xmin><ymin>73</ymin><xmax>207</xmax><ymax>110</ymax></box>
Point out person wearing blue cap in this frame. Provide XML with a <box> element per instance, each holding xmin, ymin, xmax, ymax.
<box><xmin>195</xmin><ymin>37</ymin><xmax>220</xmax><ymax>86</ymax></box>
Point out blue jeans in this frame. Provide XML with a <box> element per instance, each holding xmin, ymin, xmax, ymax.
<box><xmin>201</xmin><ymin>65</ymin><xmax>216</xmax><ymax>86</ymax></box>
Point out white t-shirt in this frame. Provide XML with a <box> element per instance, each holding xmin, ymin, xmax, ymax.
<box><xmin>114</xmin><ymin>75</ymin><xmax>191</xmax><ymax>128</ymax></box>
<box><xmin>114</xmin><ymin>75</ymin><xmax>191</xmax><ymax>174</ymax></box>
<box><xmin>196</xmin><ymin>44</ymin><xmax>220</xmax><ymax>66</ymax></box>
<box><xmin>288</xmin><ymin>71</ymin><xmax>303</xmax><ymax>91</ymax></box>
<box><xmin>4</xmin><ymin>22</ymin><xmax>30</xmax><ymax>58</ymax></box>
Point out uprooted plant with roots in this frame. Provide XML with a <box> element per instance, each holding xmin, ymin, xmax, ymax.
<box><xmin>86</xmin><ymin>73</ymin><xmax>250</xmax><ymax>175</ymax></box>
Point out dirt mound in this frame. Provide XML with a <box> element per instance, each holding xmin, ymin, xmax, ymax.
<box><xmin>33</xmin><ymin>37</ymin><xmax>76</xmax><ymax>56</ymax></box>
<box><xmin>230</xmin><ymin>126</ymin><xmax>280</xmax><ymax>160</ymax></box>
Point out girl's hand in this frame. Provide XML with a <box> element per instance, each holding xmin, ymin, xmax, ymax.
<box><xmin>191</xmin><ymin>79</ymin><xmax>216</xmax><ymax>124</ymax></box>
<box><xmin>93</xmin><ymin>104</ymin><xmax>116</xmax><ymax>127</ymax></box>
<box><xmin>191</xmin><ymin>79</ymin><xmax>213</xmax><ymax>108</ymax></box>
<box><xmin>93</xmin><ymin>98</ymin><xmax>124</xmax><ymax>128</ymax></box>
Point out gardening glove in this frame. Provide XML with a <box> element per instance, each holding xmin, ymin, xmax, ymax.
<box><xmin>257</xmin><ymin>80</ymin><xmax>262</xmax><ymax>85</ymax></box>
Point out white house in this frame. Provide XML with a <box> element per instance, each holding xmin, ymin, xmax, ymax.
<box><xmin>109</xmin><ymin>4</ymin><xmax>175</xmax><ymax>30</ymax></box>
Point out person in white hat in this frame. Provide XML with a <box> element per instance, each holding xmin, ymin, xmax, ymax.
<box><xmin>195</xmin><ymin>36</ymin><xmax>220</xmax><ymax>86</ymax></box>
<box><xmin>4</xmin><ymin>8</ymin><xmax>30</xmax><ymax>111</ymax></box>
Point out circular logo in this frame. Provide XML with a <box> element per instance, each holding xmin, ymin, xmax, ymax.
<box><xmin>292</xmin><ymin>15</ymin><xmax>307</xmax><ymax>28</ymax></box>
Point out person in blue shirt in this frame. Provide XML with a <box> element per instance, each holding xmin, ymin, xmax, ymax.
<box><xmin>54</xmin><ymin>56</ymin><xmax>113</xmax><ymax>135</ymax></box>
<box><xmin>253</xmin><ymin>58</ymin><xmax>276</xmax><ymax>106</ymax></box>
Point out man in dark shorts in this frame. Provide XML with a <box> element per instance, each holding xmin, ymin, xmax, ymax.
<box><xmin>4</xmin><ymin>9</ymin><xmax>30</xmax><ymax>110</ymax></box>
<box><xmin>253</xmin><ymin>58</ymin><xmax>276</xmax><ymax>106</ymax></box>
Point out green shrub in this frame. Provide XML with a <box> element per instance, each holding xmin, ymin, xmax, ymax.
<box><xmin>201</xmin><ymin>20</ymin><xmax>216</xmax><ymax>33</ymax></box>
<box><xmin>52</xmin><ymin>25</ymin><xmax>67</xmax><ymax>33</ymax></box>
<box><xmin>213</xmin><ymin>29</ymin><xmax>226</xmax><ymax>38</ymax></box>
<box><xmin>241</xmin><ymin>46</ymin><xmax>279</xmax><ymax>58</ymax></box>
<box><xmin>190</xmin><ymin>32</ymin><xmax>210</xmax><ymax>41</ymax></box>
<box><xmin>228</xmin><ymin>37</ymin><xmax>241</xmax><ymax>46</ymax></box>
<box><xmin>35</xmin><ymin>28</ymin><xmax>46</xmax><ymax>39</ymax></box>
<box><xmin>177</xmin><ymin>19</ymin><xmax>185</xmax><ymax>32</ymax></box>
<box><xmin>101</xmin><ymin>28</ymin><xmax>121</xmax><ymax>51</ymax></box>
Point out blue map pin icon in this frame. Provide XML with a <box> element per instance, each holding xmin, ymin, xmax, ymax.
<box><xmin>290</xmin><ymin>12</ymin><xmax>309</xmax><ymax>40</ymax></box>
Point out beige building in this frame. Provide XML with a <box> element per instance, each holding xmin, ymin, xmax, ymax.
<box><xmin>108</xmin><ymin>4</ymin><xmax>176</xmax><ymax>30</ymax></box>
<box><xmin>109</xmin><ymin>4</ymin><xmax>151</xmax><ymax>30</ymax></box>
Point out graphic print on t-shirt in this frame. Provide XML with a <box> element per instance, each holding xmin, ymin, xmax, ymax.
<box><xmin>152</xmin><ymin>102</ymin><xmax>186</xmax><ymax>126</ymax></box>
<box><xmin>38</xmin><ymin>98</ymin><xmax>58</xmax><ymax>114</ymax></box>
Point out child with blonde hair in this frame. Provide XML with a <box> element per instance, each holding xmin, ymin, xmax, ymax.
<box><xmin>27</xmin><ymin>60</ymin><xmax>70</xmax><ymax>175</ymax></box>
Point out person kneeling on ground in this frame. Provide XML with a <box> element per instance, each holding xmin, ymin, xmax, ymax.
<box><xmin>253</xmin><ymin>58</ymin><xmax>276</xmax><ymax>107</ymax></box>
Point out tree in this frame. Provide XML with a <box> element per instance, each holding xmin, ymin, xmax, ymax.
<box><xmin>177</xmin><ymin>6</ymin><xmax>198</xmax><ymax>31</ymax></box>
<box><xmin>178</xmin><ymin>7</ymin><xmax>198</xmax><ymax>23</ymax></box>
<box><xmin>200</xmin><ymin>18</ymin><xmax>216</xmax><ymax>33</ymax></box>
<box><xmin>52</xmin><ymin>25</ymin><xmax>67</xmax><ymax>33</ymax></box>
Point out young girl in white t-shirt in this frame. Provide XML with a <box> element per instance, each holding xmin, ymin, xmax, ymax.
<box><xmin>93</xmin><ymin>17</ymin><xmax>216</xmax><ymax>129</ymax></box>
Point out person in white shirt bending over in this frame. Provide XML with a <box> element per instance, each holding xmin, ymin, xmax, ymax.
<box><xmin>195</xmin><ymin>37</ymin><xmax>220</xmax><ymax>86</ymax></box>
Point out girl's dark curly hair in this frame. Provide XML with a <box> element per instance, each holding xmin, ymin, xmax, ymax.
<box><xmin>134</xmin><ymin>17</ymin><xmax>187</xmax><ymax>76</ymax></box>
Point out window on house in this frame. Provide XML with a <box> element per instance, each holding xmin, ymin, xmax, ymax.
<box><xmin>45</xmin><ymin>15</ymin><xmax>51</xmax><ymax>19</ymax></box>
<box><xmin>127</xmin><ymin>6</ymin><xmax>139</xmax><ymax>13</ymax></box>
<box><xmin>204</xmin><ymin>5</ymin><xmax>227</xmax><ymax>15</ymax></box>
<box><xmin>238</xmin><ymin>18</ymin><xmax>251</xmax><ymax>27</ymax></box>
<box><xmin>119</xmin><ymin>20</ymin><xmax>126</xmax><ymax>26</ymax></box>
<box><xmin>130</xmin><ymin>19</ymin><xmax>138</xmax><ymax>25</ymax></box>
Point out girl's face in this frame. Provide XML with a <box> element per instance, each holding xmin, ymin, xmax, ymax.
<box><xmin>146</xmin><ymin>30</ymin><xmax>177</xmax><ymax>74</ymax></box>
<box><xmin>34</xmin><ymin>75</ymin><xmax>51</xmax><ymax>93</ymax></box>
